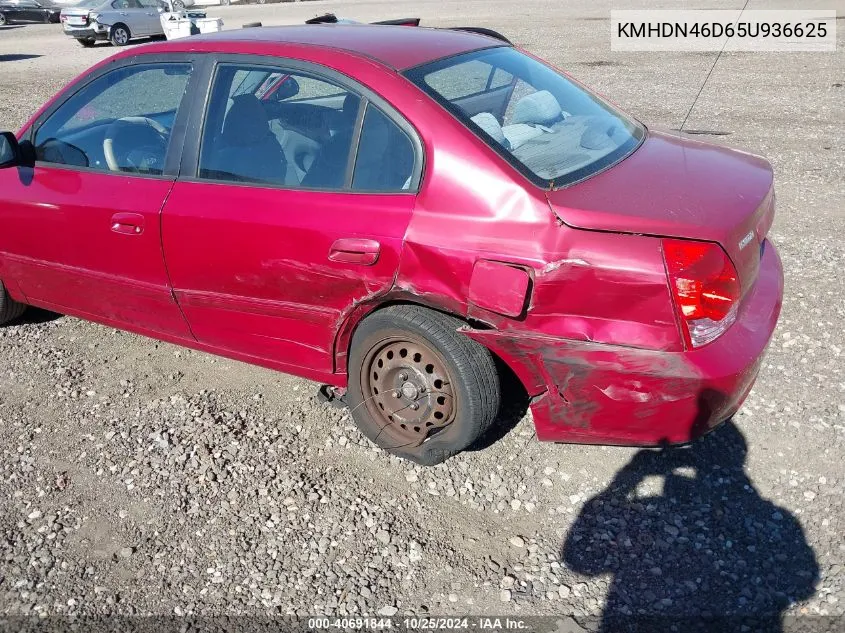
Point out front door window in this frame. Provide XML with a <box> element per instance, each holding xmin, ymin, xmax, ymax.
<box><xmin>33</xmin><ymin>63</ymin><xmax>192</xmax><ymax>175</ymax></box>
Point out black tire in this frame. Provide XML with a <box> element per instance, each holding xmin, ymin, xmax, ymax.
<box><xmin>77</xmin><ymin>37</ymin><xmax>96</xmax><ymax>47</ymax></box>
<box><xmin>0</xmin><ymin>282</ymin><xmax>26</xmax><ymax>325</ymax></box>
<box><xmin>0</xmin><ymin>13</ymin><xmax>8</xmax><ymax>25</ymax></box>
<box><xmin>347</xmin><ymin>305</ymin><xmax>500</xmax><ymax>466</ymax></box>
<box><xmin>109</xmin><ymin>23</ymin><xmax>130</xmax><ymax>46</ymax></box>
<box><xmin>242</xmin><ymin>21</ymin><xmax>262</xmax><ymax>28</ymax></box>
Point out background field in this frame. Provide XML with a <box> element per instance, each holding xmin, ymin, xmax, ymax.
<box><xmin>1</xmin><ymin>0</ymin><xmax>843</xmax><ymax>624</ymax></box>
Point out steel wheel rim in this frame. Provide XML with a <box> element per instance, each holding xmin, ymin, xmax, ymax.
<box><xmin>360</xmin><ymin>335</ymin><xmax>456</xmax><ymax>447</ymax></box>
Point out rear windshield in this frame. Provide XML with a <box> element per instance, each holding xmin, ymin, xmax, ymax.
<box><xmin>404</xmin><ymin>47</ymin><xmax>644</xmax><ymax>189</ymax></box>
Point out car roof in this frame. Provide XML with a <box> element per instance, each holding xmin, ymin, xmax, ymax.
<box><xmin>180</xmin><ymin>24</ymin><xmax>505</xmax><ymax>71</ymax></box>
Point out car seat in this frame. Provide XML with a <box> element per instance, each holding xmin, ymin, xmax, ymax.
<box><xmin>204</xmin><ymin>94</ymin><xmax>288</xmax><ymax>185</ymax></box>
<box><xmin>502</xmin><ymin>90</ymin><xmax>568</xmax><ymax>150</ymax></box>
<box><xmin>300</xmin><ymin>94</ymin><xmax>360</xmax><ymax>189</ymax></box>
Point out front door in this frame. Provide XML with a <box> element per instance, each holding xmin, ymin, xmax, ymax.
<box><xmin>0</xmin><ymin>59</ymin><xmax>196</xmax><ymax>338</ymax></box>
<box><xmin>161</xmin><ymin>58</ymin><xmax>422</xmax><ymax>377</ymax></box>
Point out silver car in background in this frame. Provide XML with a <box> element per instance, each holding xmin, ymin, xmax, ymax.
<box><xmin>60</xmin><ymin>0</ymin><xmax>166</xmax><ymax>47</ymax></box>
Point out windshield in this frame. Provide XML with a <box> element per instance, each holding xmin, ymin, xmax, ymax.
<box><xmin>405</xmin><ymin>47</ymin><xmax>645</xmax><ymax>189</ymax></box>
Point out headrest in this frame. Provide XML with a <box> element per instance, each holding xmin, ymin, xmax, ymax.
<box><xmin>342</xmin><ymin>94</ymin><xmax>360</xmax><ymax>120</ymax></box>
<box><xmin>471</xmin><ymin>112</ymin><xmax>508</xmax><ymax>146</ymax></box>
<box><xmin>222</xmin><ymin>94</ymin><xmax>270</xmax><ymax>145</ymax></box>
<box><xmin>512</xmin><ymin>90</ymin><xmax>563</xmax><ymax>126</ymax></box>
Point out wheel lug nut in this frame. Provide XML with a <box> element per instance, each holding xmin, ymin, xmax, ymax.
<box><xmin>393</xmin><ymin>391</ymin><xmax>402</xmax><ymax>398</ymax></box>
<box><xmin>410</xmin><ymin>403</ymin><xmax>419</xmax><ymax>410</ymax></box>
<box><xmin>399</xmin><ymin>373</ymin><xmax>408</xmax><ymax>381</ymax></box>
<box><xmin>419</xmin><ymin>385</ymin><xmax>426</xmax><ymax>393</ymax></box>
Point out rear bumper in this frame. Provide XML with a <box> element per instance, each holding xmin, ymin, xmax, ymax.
<box><xmin>465</xmin><ymin>241</ymin><xmax>783</xmax><ymax>446</ymax></box>
<box><xmin>62</xmin><ymin>23</ymin><xmax>108</xmax><ymax>39</ymax></box>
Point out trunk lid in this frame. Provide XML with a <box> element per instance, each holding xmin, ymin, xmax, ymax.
<box><xmin>61</xmin><ymin>6</ymin><xmax>92</xmax><ymax>25</ymax></box>
<box><xmin>546</xmin><ymin>129</ymin><xmax>775</xmax><ymax>294</ymax></box>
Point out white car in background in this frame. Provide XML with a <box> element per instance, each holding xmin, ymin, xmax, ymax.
<box><xmin>60</xmin><ymin>0</ymin><xmax>231</xmax><ymax>46</ymax></box>
<box><xmin>61</xmin><ymin>0</ymin><xmax>166</xmax><ymax>46</ymax></box>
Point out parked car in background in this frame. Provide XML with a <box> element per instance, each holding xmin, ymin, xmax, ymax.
<box><xmin>161</xmin><ymin>0</ymin><xmax>242</xmax><ymax>9</ymax></box>
<box><xmin>0</xmin><ymin>0</ymin><xmax>61</xmax><ymax>25</ymax></box>
<box><xmin>60</xmin><ymin>0</ymin><xmax>164</xmax><ymax>46</ymax></box>
<box><xmin>0</xmin><ymin>23</ymin><xmax>782</xmax><ymax>466</ymax></box>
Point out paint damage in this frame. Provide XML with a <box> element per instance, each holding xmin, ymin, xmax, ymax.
<box><xmin>461</xmin><ymin>327</ymin><xmax>735</xmax><ymax>445</ymax></box>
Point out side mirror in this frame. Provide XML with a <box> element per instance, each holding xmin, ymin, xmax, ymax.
<box><xmin>265</xmin><ymin>76</ymin><xmax>300</xmax><ymax>102</ymax></box>
<box><xmin>0</xmin><ymin>132</ymin><xmax>21</xmax><ymax>169</ymax></box>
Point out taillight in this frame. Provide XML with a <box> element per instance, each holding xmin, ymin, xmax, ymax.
<box><xmin>662</xmin><ymin>239</ymin><xmax>740</xmax><ymax>348</ymax></box>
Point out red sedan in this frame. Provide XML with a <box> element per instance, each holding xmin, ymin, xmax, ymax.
<box><xmin>0</xmin><ymin>24</ymin><xmax>782</xmax><ymax>465</ymax></box>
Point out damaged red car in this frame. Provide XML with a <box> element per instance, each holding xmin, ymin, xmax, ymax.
<box><xmin>0</xmin><ymin>23</ymin><xmax>782</xmax><ymax>464</ymax></box>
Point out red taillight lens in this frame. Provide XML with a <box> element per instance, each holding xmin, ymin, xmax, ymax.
<box><xmin>662</xmin><ymin>239</ymin><xmax>740</xmax><ymax>348</ymax></box>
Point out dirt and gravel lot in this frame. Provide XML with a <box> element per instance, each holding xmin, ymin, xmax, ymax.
<box><xmin>1</xmin><ymin>0</ymin><xmax>844</xmax><ymax>628</ymax></box>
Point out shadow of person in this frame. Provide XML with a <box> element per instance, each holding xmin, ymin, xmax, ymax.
<box><xmin>561</xmin><ymin>421</ymin><xmax>818</xmax><ymax>633</ymax></box>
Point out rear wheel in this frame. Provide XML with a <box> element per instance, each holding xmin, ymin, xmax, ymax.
<box><xmin>347</xmin><ymin>305</ymin><xmax>500</xmax><ymax>466</ymax></box>
<box><xmin>171</xmin><ymin>0</ymin><xmax>185</xmax><ymax>9</ymax></box>
<box><xmin>0</xmin><ymin>13</ymin><xmax>8</xmax><ymax>25</ymax></box>
<box><xmin>109</xmin><ymin>23</ymin><xmax>130</xmax><ymax>45</ymax></box>
<box><xmin>77</xmin><ymin>37</ymin><xmax>96</xmax><ymax>47</ymax></box>
<box><xmin>0</xmin><ymin>282</ymin><xmax>26</xmax><ymax>325</ymax></box>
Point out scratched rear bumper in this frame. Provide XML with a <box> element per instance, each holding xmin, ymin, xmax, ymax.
<box><xmin>464</xmin><ymin>241</ymin><xmax>783</xmax><ymax>446</ymax></box>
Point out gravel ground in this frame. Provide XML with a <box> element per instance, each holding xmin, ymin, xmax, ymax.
<box><xmin>1</xmin><ymin>0</ymin><xmax>844</xmax><ymax>628</ymax></box>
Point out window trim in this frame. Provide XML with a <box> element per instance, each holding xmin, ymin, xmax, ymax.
<box><xmin>27</xmin><ymin>54</ymin><xmax>202</xmax><ymax>181</ymax></box>
<box><xmin>180</xmin><ymin>53</ymin><xmax>425</xmax><ymax>195</ymax></box>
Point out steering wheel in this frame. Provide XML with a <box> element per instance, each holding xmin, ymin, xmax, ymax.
<box><xmin>103</xmin><ymin>116</ymin><xmax>169</xmax><ymax>174</ymax></box>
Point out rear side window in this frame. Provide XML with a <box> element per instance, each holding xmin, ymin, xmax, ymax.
<box><xmin>33</xmin><ymin>63</ymin><xmax>192</xmax><ymax>175</ymax></box>
<box><xmin>352</xmin><ymin>105</ymin><xmax>415</xmax><ymax>192</ymax></box>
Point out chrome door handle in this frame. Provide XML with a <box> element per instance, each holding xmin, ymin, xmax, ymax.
<box><xmin>111</xmin><ymin>212</ymin><xmax>144</xmax><ymax>235</ymax></box>
<box><xmin>328</xmin><ymin>238</ymin><xmax>380</xmax><ymax>266</ymax></box>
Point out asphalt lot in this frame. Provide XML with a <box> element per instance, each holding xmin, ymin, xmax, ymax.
<box><xmin>1</xmin><ymin>0</ymin><xmax>844</xmax><ymax>626</ymax></box>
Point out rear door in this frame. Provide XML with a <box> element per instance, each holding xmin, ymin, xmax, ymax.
<box><xmin>0</xmin><ymin>55</ymin><xmax>198</xmax><ymax>338</ymax></box>
<box><xmin>109</xmin><ymin>0</ymin><xmax>147</xmax><ymax>35</ymax></box>
<box><xmin>135</xmin><ymin>0</ymin><xmax>161</xmax><ymax>36</ymax></box>
<box><xmin>161</xmin><ymin>56</ymin><xmax>422</xmax><ymax>378</ymax></box>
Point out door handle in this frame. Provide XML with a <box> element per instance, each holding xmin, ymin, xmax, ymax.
<box><xmin>111</xmin><ymin>212</ymin><xmax>144</xmax><ymax>235</ymax></box>
<box><xmin>328</xmin><ymin>238</ymin><xmax>380</xmax><ymax>266</ymax></box>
